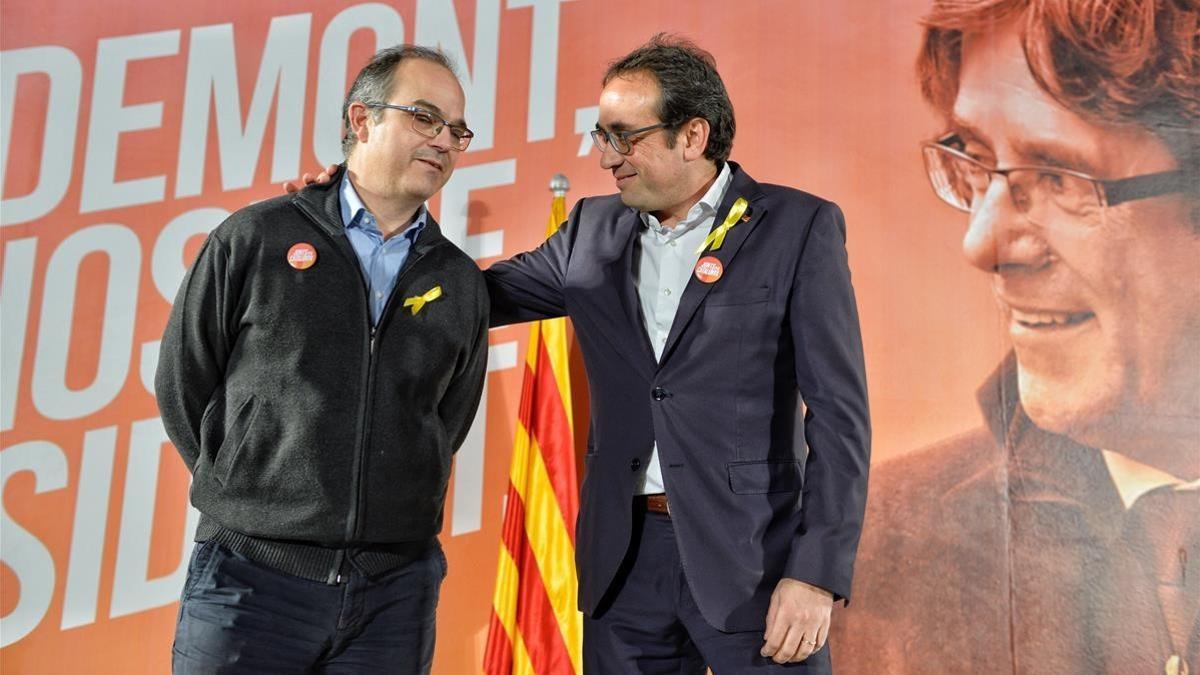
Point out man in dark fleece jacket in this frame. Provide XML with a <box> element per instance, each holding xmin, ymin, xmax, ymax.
<box><xmin>156</xmin><ymin>45</ymin><xmax>488</xmax><ymax>674</ymax></box>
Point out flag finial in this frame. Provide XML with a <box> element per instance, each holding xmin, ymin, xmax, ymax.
<box><xmin>549</xmin><ymin>173</ymin><xmax>570</xmax><ymax>197</ymax></box>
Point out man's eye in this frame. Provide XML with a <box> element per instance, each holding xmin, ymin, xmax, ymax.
<box><xmin>962</xmin><ymin>144</ymin><xmax>994</xmax><ymax>164</ymax></box>
<box><xmin>949</xmin><ymin>134</ymin><xmax>993</xmax><ymax>163</ymax></box>
<box><xmin>1036</xmin><ymin>171</ymin><xmax>1066</xmax><ymax>192</ymax></box>
<box><xmin>413</xmin><ymin>112</ymin><xmax>437</xmax><ymax>125</ymax></box>
<box><xmin>449</xmin><ymin>127</ymin><xmax>470</xmax><ymax>139</ymax></box>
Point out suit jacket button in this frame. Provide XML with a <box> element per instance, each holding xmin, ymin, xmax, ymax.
<box><xmin>630</xmin><ymin>458</ymin><xmax>641</xmax><ymax>471</ymax></box>
<box><xmin>651</xmin><ymin>387</ymin><xmax>668</xmax><ymax>401</ymax></box>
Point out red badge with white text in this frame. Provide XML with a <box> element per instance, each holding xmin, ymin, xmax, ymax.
<box><xmin>694</xmin><ymin>256</ymin><xmax>724</xmax><ymax>284</ymax></box>
<box><xmin>287</xmin><ymin>243</ymin><xmax>317</xmax><ymax>270</ymax></box>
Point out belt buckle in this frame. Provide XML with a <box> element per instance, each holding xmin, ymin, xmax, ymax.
<box><xmin>646</xmin><ymin>493</ymin><xmax>670</xmax><ymax>516</ymax></box>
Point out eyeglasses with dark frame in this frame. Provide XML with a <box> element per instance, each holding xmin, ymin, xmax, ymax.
<box><xmin>366</xmin><ymin>103</ymin><xmax>474</xmax><ymax>151</ymax></box>
<box><xmin>591</xmin><ymin>122</ymin><xmax>673</xmax><ymax>155</ymax></box>
<box><xmin>921</xmin><ymin>133</ymin><xmax>1193</xmax><ymax>229</ymax></box>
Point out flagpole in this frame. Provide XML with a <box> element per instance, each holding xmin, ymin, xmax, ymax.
<box><xmin>548</xmin><ymin>174</ymin><xmax>568</xmax><ymax>237</ymax></box>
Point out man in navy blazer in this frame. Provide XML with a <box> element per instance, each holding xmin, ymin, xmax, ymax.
<box><xmin>487</xmin><ymin>35</ymin><xmax>871</xmax><ymax>672</ymax></box>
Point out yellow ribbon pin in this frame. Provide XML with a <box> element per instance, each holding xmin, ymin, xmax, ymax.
<box><xmin>403</xmin><ymin>285</ymin><xmax>443</xmax><ymax>315</ymax></box>
<box><xmin>695</xmin><ymin>197</ymin><xmax>749</xmax><ymax>254</ymax></box>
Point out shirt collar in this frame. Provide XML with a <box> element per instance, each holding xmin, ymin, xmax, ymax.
<box><xmin>339</xmin><ymin>171</ymin><xmax>428</xmax><ymax>240</ymax></box>
<box><xmin>1101</xmin><ymin>449</ymin><xmax>1198</xmax><ymax>509</ymax></box>
<box><xmin>640</xmin><ymin>161</ymin><xmax>733</xmax><ymax>235</ymax></box>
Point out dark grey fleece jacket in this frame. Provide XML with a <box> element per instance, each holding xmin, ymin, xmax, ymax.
<box><xmin>155</xmin><ymin>168</ymin><xmax>488</xmax><ymax>577</ymax></box>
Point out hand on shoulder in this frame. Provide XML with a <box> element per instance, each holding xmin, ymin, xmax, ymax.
<box><xmin>282</xmin><ymin>163</ymin><xmax>340</xmax><ymax>194</ymax></box>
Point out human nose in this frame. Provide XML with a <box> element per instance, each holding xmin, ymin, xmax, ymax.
<box><xmin>598</xmin><ymin>141</ymin><xmax>623</xmax><ymax>169</ymax></box>
<box><xmin>427</xmin><ymin>124</ymin><xmax>455</xmax><ymax>152</ymax></box>
<box><xmin>962</xmin><ymin>175</ymin><xmax>1051</xmax><ymax>274</ymax></box>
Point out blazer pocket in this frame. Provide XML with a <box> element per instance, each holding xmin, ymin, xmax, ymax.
<box><xmin>213</xmin><ymin>395</ymin><xmax>259</xmax><ymax>485</ymax></box>
<box><xmin>706</xmin><ymin>285</ymin><xmax>770</xmax><ymax>307</ymax></box>
<box><xmin>727</xmin><ymin>460</ymin><xmax>803</xmax><ymax>494</ymax></box>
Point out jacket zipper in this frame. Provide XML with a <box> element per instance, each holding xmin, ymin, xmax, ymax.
<box><xmin>333</xmin><ymin>280</ymin><xmax>377</xmax><ymax>584</ymax></box>
<box><xmin>347</xmin><ymin>250</ymin><xmax>426</xmax><ymax>545</ymax></box>
<box><xmin>293</xmin><ymin>201</ymin><xmax>436</xmax><ymax>584</ymax></box>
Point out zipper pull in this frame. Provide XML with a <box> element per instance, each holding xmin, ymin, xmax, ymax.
<box><xmin>327</xmin><ymin>549</ymin><xmax>346</xmax><ymax>585</ymax></box>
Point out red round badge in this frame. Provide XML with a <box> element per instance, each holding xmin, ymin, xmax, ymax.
<box><xmin>287</xmin><ymin>243</ymin><xmax>317</xmax><ymax>270</ymax></box>
<box><xmin>694</xmin><ymin>256</ymin><xmax>724</xmax><ymax>284</ymax></box>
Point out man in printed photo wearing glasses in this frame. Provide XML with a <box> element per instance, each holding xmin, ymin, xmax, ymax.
<box><xmin>833</xmin><ymin>1</ymin><xmax>1199</xmax><ymax>673</ymax></box>
<box><xmin>157</xmin><ymin>45</ymin><xmax>488</xmax><ymax>674</ymax></box>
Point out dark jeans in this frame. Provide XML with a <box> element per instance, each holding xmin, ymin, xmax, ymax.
<box><xmin>172</xmin><ymin>540</ymin><xmax>446</xmax><ymax>674</ymax></box>
<box><xmin>584</xmin><ymin>511</ymin><xmax>832</xmax><ymax>674</ymax></box>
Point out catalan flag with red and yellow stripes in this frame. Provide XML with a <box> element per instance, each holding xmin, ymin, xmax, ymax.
<box><xmin>483</xmin><ymin>189</ymin><xmax>582</xmax><ymax>675</ymax></box>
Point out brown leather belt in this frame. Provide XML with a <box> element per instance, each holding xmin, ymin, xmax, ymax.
<box><xmin>636</xmin><ymin>493</ymin><xmax>671</xmax><ymax>516</ymax></box>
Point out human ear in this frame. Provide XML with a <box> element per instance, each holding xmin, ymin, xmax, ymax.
<box><xmin>348</xmin><ymin>101</ymin><xmax>372</xmax><ymax>143</ymax></box>
<box><xmin>682</xmin><ymin>118</ymin><xmax>711</xmax><ymax>161</ymax></box>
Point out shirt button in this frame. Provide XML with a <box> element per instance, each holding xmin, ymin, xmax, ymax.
<box><xmin>375</xmin><ymin>292</ymin><xmax>383</xmax><ymax>299</ymax></box>
<box><xmin>664</xmin><ymin>288</ymin><xmax>672</xmax><ymax>296</ymax></box>
<box><xmin>669</xmin><ymin>240</ymin><xmax>677</xmax><ymax>247</ymax></box>
<box><xmin>630</xmin><ymin>458</ymin><xmax>641</xmax><ymax>471</ymax></box>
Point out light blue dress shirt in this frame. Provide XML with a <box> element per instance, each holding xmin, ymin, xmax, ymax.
<box><xmin>339</xmin><ymin>173</ymin><xmax>427</xmax><ymax>326</ymax></box>
<box><xmin>633</xmin><ymin>162</ymin><xmax>734</xmax><ymax>494</ymax></box>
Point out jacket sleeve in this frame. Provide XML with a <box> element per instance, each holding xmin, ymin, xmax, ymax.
<box><xmin>483</xmin><ymin>200</ymin><xmax>582</xmax><ymax>327</ymax></box>
<box><xmin>784</xmin><ymin>201</ymin><xmax>872</xmax><ymax>603</ymax></box>
<box><xmin>154</xmin><ymin>232</ymin><xmax>237</xmax><ymax>472</ymax></box>
<box><xmin>440</xmin><ymin>276</ymin><xmax>490</xmax><ymax>454</ymax></box>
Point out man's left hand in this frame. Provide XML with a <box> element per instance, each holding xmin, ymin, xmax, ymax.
<box><xmin>760</xmin><ymin>577</ymin><xmax>833</xmax><ymax>663</ymax></box>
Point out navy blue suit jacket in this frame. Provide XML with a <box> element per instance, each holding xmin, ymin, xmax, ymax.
<box><xmin>485</xmin><ymin>163</ymin><xmax>870</xmax><ymax>632</ymax></box>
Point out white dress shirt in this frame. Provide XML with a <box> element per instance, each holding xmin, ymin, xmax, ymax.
<box><xmin>632</xmin><ymin>162</ymin><xmax>733</xmax><ymax>495</ymax></box>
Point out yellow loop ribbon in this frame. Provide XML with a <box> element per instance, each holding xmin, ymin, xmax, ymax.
<box><xmin>403</xmin><ymin>285</ymin><xmax>443</xmax><ymax>315</ymax></box>
<box><xmin>695</xmin><ymin>197</ymin><xmax>749</xmax><ymax>254</ymax></box>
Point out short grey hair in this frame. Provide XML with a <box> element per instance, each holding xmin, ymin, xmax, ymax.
<box><xmin>341</xmin><ymin>45</ymin><xmax>459</xmax><ymax>158</ymax></box>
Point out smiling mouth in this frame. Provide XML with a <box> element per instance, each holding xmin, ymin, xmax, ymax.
<box><xmin>416</xmin><ymin>158</ymin><xmax>443</xmax><ymax>171</ymax></box>
<box><xmin>1009</xmin><ymin>308</ymin><xmax>1095</xmax><ymax>329</ymax></box>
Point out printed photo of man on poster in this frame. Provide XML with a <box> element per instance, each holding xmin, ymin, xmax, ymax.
<box><xmin>834</xmin><ymin>0</ymin><xmax>1199</xmax><ymax>673</ymax></box>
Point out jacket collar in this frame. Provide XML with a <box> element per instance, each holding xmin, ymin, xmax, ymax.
<box><xmin>291</xmin><ymin>164</ymin><xmax>449</xmax><ymax>256</ymax></box>
<box><xmin>975</xmin><ymin>354</ymin><xmax>1124</xmax><ymax>529</ymax></box>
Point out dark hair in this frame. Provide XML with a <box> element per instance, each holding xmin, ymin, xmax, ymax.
<box><xmin>603</xmin><ymin>33</ymin><xmax>736</xmax><ymax>163</ymax></box>
<box><xmin>916</xmin><ymin>0</ymin><xmax>1199</xmax><ymax>176</ymax></box>
<box><xmin>341</xmin><ymin>45</ymin><xmax>459</xmax><ymax>158</ymax></box>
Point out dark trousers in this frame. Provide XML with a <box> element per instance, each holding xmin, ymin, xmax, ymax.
<box><xmin>172</xmin><ymin>540</ymin><xmax>446</xmax><ymax>674</ymax></box>
<box><xmin>584</xmin><ymin>511</ymin><xmax>832</xmax><ymax>674</ymax></box>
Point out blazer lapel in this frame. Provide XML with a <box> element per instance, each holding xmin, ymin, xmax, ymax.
<box><xmin>593</xmin><ymin>208</ymin><xmax>657</xmax><ymax>374</ymax></box>
<box><xmin>615</xmin><ymin>209</ymin><xmax>659</xmax><ymax>370</ymax></box>
<box><xmin>658</xmin><ymin>165</ymin><xmax>766</xmax><ymax>368</ymax></box>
